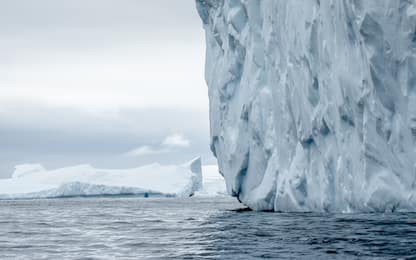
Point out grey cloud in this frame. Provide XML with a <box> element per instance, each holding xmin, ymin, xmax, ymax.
<box><xmin>0</xmin><ymin>1</ymin><xmax>213</xmax><ymax>178</ymax></box>
<box><xmin>0</xmin><ymin>0</ymin><xmax>203</xmax><ymax>50</ymax></box>
<box><xmin>0</xmin><ymin>103</ymin><xmax>214</xmax><ymax>178</ymax></box>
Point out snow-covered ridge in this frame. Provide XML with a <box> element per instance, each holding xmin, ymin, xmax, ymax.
<box><xmin>0</xmin><ymin>158</ymin><xmax>205</xmax><ymax>199</ymax></box>
<box><xmin>196</xmin><ymin>0</ymin><xmax>416</xmax><ymax>212</ymax></box>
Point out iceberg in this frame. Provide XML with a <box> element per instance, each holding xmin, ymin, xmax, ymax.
<box><xmin>196</xmin><ymin>165</ymin><xmax>228</xmax><ymax>197</ymax></box>
<box><xmin>196</xmin><ymin>0</ymin><xmax>416</xmax><ymax>212</ymax></box>
<box><xmin>0</xmin><ymin>158</ymin><xmax>203</xmax><ymax>199</ymax></box>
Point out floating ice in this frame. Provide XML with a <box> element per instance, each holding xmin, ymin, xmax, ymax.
<box><xmin>0</xmin><ymin>158</ymin><xmax>204</xmax><ymax>199</ymax></box>
<box><xmin>196</xmin><ymin>165</ymin><xmax>228</xmax><ymax>197</ymax></box>
<box><xmin>196</xmin><ymin>0</ymin><xmax>416</xmax><ymax>212</ymax></box>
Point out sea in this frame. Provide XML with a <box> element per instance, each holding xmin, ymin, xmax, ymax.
<box><xmin>0</xmin><ymin>196</ymin><xmax>415</xmax><ymax>259</ymax></box>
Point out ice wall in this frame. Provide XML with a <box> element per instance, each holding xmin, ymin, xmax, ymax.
<box><xmin>196</xmin><ymin>0</ymin><xmax>416</xmax><ymax>212</ymax></box>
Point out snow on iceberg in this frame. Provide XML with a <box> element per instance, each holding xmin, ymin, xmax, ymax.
<box><xmin>196</xmin><ymin>0</ymin><xmax>416</xmax><ymax>212</ymax></box>
<box><xmin>0</xmin><ymin>158</ymin><xmax>203</xmax><ymax>199</ymax></box>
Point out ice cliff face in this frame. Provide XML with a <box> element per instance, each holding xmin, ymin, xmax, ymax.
<box><xmin>196</xmin><ymin>0</ymin><xmax>416</xmax><ymax>212</ymax></box>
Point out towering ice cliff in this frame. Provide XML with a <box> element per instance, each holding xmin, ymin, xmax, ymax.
<box><xmin>196</xmin><ymin>0</ymin><xmax>416</xmax><ymax>212</ymax></box>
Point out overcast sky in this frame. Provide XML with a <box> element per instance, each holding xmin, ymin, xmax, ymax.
<box><xmin>0</xmin><ymin>0</ymin><xmax>213</xmax><ymax>178</ymax></box>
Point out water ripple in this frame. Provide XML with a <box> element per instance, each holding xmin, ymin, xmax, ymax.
<box><xmin>0</xmin><ymin>197</ymin><xmax>415</xmax><ymax>259</ymax></box>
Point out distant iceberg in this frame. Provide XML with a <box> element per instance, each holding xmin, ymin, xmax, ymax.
<box><xmin>0</xmin><ymin>158</ymin><xmax>208</xmax><ymax>199</ymax></box>
<box><xmin>197</xmin><ymin>165</ymin><xmax>228</xmax><ymax>197</ymax></box>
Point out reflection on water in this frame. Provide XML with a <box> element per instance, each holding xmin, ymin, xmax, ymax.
<box><xmin>0</xmin><ymin>197</ymin><xmax>415</xmax><ymax>259</ymax></box>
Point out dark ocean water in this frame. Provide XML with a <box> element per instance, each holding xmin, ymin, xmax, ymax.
<box><xmin>0</xmin><ymin>197</ymin><xmax>415</xmax><ymax>259</ymax></box>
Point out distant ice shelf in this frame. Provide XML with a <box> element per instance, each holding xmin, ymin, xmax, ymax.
<box><xmin>0</xmin><ymin>158</ymin><xmax>226</xmax><ymax>199</ymax></box>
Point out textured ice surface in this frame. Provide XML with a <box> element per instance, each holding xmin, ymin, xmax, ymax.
<box><xmin>196</xmin><ymin>0</ymin><xmax>416</xmax><ymax>212</ymax></box>
<box><xmin>0</xmin><ymin>158</ymin><xmax>203</xmax><ymax>199</ymax></box>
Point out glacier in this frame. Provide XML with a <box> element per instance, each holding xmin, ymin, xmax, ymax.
<box><xmin>196</xmin><ymin>0</ymin><xmax>416</xmax><ymax>212</ymax></box>
<box><xmin>0</xmin><ymin>158</ymin><xmax>205</xmax><ymax>199</ymax></box>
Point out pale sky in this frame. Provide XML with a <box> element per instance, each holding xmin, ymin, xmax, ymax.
<box><xmin>0</xmin><ymin>0</ymin><xmax>213</xmax><ymax>177</ymax></box>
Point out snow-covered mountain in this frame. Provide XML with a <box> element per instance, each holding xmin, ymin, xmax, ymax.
<box><xmin>196</xmin><ymin>0</ymin><xmax>416</xmax><ymax>212</ymax></box>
